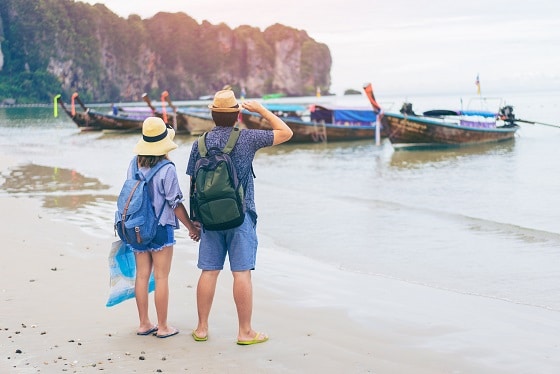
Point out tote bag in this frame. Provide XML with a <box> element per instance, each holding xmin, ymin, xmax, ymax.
<box><xmin>106</xmin><ymin>240</ymin><xmax>155</xmax><ymax>307</ymax></box>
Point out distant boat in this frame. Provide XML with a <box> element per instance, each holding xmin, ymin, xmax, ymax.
<box><xmin>262</xmin><ymin>93</ymin><xmax>285</xmax><ymax>100</ymax></box>
<box><xmin>242</xmin><ymin>104</ymin><xmax>383</xmax><ymax>143</ymax></box>
<box><xmin>362</xmin><ymin>83</ymin><xmax>519</xmax><ymax>149</ymax></box>
<box><xmin>179</xmin><ymin>107</ymin><xmax>216</xmax><ymax>135</ymax></box>
<box><xmin>57</xmin><ymin>93</ymin><xmax>150</xmax><ymax>131</ymax></box>
<box><xmin>144</xmin><ymin>92</ymin><xmax>216</xmax><ymax>135</ymax></box>
<box><xmin>381</xmin><ymin>102</ymin><xmax>519</xmax><ymax>149</ymax></box>
<box><xmin>142</xmin><ymin>92</ymin><xmax>190</xmax><ymax>133</ymax></box>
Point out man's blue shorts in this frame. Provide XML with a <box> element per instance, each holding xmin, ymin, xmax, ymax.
<box><xmin>197</xmin><ymin>214</ymin><xmax>257</xmax><ymax>271</ymax></box>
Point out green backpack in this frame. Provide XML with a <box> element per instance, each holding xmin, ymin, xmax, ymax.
<box><xmin>190</xmin><ymin>127</ymin><xmax>245</xmax><ymax>230</ymax></box>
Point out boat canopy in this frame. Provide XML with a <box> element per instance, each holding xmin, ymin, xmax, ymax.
<box><xmin>263</xmin><ymin>103</ymin><xmax>307</xmax><ymax>112</ymax></box>
<box><xmin>311</xmin><ymin>105</ymin><xmax>377</xmax><ymax>125</ymax></box>
<box><xmin>423</xmin><ymin>109</ymin><xmax>460</xmax><ymax>117</ymax></box>
<box><xmin>423</xmin><ymin>109</ymin><xmax>496</xmax><ymax>118</ymax></box>
<box><xmin>460</xmin><ymin>110</ymin><xmax>496</xmax><ymax>118</ymax></box>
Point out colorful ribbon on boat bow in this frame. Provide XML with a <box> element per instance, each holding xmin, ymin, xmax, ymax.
<box><xmin>71</xmin><ymin>92</ymin><xmax>79</xmax><ymax>116</ymax></box>
<box><xmin>160</xmin><ymin>91</ymin><xmax>169</xmax><ymax>123</ymax></box>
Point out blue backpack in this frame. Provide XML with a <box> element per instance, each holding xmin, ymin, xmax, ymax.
<box><xmin>115</xmin><ymin>157</ymin><xmax>172</xmax><ymax>250</ymax></box>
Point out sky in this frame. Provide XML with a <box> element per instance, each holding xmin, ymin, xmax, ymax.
<box><xmin>82</xmin><ymin>0</ymin><xmax>560</xmax><ymax>97</ymax></box>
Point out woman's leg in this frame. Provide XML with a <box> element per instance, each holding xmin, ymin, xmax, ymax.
<box><xmin>151</xmin><ymin>246</ymin><xmax>175</xmax><ymax>336</ymax></box>
<box><xmin>134</xmin><ymin>251</ymin><xmax>155</xmax><ymax>333</ymax></box>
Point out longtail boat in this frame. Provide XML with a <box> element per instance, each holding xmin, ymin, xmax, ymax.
<box><xmin>56</xmin><ymin>93</ymin><xmax>96</xmax><ymax>131</ymax></box>
<box><xmin>380</xmin><ymin>111</ymin><xmax>518</xmax><ymax>149</ymax></box>
<box><xmin>142</xmin><ymin>92</ymin><xmax>189</xmax><ymax>133</ymax></box>
<box><xmin>144</xmin><ymin>92</ymin><xmax>215</xmax><ymax>135</ymax></box>
<box><xmin>178</xmin><ymin>108</ymin><xmax>216</xmax><ymax>135</ymax></box>
<box><xmin>241</xmin><ymin>104</ymin><xmax>383</xmax><ymax>143</ymax></box>
<box><xmin>57</xmin><ymin>93</ymin><xmax>151</xmax><ymax>131</ymax></box>
<box><xmin>362</xmin><ymin>83</ymin><xmax>519</xmax><ymax>149</ymax></box>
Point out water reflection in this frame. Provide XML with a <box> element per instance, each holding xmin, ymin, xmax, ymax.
<box><xmin>1</xmin><ymin>164</ymin><xmax>110</xmax><ymax>194</ymax></box>
<box><xmin>389</xmin><ymin>141</ymin><xmax>516</xmax><ymax>169</ymax></box>
<box><xmin>259</xmin><ymin>138</ymin><xmax>376</xmax><ymax>156</ymax></box>
<box><xmin>42</xmin><ymin>193</ymin><xmax>115</xmax><ymax>210</ymax></box>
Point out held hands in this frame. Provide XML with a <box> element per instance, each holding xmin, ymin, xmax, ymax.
<box><xmin>188</xmin><ymin>221</ymin><xmax>201</xmax><ymax>242</ymax></box>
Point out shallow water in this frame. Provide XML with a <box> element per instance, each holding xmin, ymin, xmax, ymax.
<box><xmin>1</xmin><ymin>92</ymin><xmax>560</xmax><ymax>313</ymax></box>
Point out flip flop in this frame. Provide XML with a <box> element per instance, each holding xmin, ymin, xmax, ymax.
<box><xmin>192</xmin><ymin>330</ymin><xmax>208</xmax><ymax>342</ymax></box>
<box><xmin>136</xmin><ymin>326</ymin><xmax>158</xmax><ymax>336</ymax></box>
<box><xmin>237</xmin><ymin>332</ymin><xmax>269</xmax><ymax>345</ymax></box>
<box><xmin>155</xmin><ymin>328</ymin><xmax>179</xmax><ymax>338</ymax></box>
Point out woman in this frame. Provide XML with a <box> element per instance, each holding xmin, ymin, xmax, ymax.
<box><xmin>128</xmin><ymin>116</ymin><xmax>200</xmax><ymax>338</ymax></box>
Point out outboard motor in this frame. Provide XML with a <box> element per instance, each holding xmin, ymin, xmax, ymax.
<box><xmin>499</xmin><ymin>105</ymin><xmax>516</xmax><ymax>126</ymax></box>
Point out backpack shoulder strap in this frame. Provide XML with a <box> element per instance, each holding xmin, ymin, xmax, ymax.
<box><xmin>223</xmin><ymin>127</ymin><xmax>241</xmax><ymax>154</ymax></box>
<box><xmin>198</xmin><ymin>133</ymin><xmax>209</xmax><ymax>157</ymax></box>
<box><xmin>131</xmin><ymin>156</ymin><xmax>140</xmax><ymax>179</ymax></box>
<box><xmin>144</xmin><ymin>159</ymin><xmax>173</xmax><ymax>220</ymax></box>
<box><xmin>144</xmin><ymin>159</ymin><xmax>173</xmax><ymax>183</ymax></box>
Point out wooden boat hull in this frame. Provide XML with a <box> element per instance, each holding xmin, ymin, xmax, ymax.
<box><xmin>241</xmin><ymin>112</ymin><xmax>382</xmax><ymax>143</ymax></box>
<box><xmin>149</xmin><ymin>110</ymin><xmax>190</xmax><ymax>133</ymax></box>
<box><xmin>141</xmin><ymin>93</ymin><xmax>190</xmax><ymax>133</ymax></box>
<box><xmin>85</xmin><ymin>110</ymin><xmax>144</xmax><ymax>131</ymax></box>
<box><xmin>57</xmin><ymin>96</ymin><xmax>147</xmax><ymax>131</ymax></box>
<box><xmin>65</xmin><ymin>111</ymin><xmax>101</xmax><ymax>131</ymax></box>
<box><xmin>57</xmin><ymin>97</ymin><xmax>100</xmax><ymax>131</ymax></box>
<box><xmin>171</xmin><ymin>112</ymin><xmax>190</xmax><ymax>133</ymax></box>
<box><xmin>180</xmin><ymin>110</ymin><xmax>215</xmax><ymax>135</ymax></box>
<box><xmin>382</xmin><ymin>113</ymin><xmax>518</xmax><ymax>148</ymax></box>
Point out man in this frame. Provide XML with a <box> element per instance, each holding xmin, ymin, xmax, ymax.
<box><xmin>186</xmin><ymin>89</ymin><xmax>292</xmax><ymax>345</ymax></box>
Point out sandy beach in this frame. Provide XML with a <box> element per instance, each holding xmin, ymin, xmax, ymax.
<box><xmin>1</xmin><ymin>152</ymin><xmax>560</xmax><ymax>374</ymax></box>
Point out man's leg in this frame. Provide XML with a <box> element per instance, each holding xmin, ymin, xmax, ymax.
<box><xmin>233</xmin><ymin>270</ymin><xmax>266</xmax><ymax>342</ymax></box>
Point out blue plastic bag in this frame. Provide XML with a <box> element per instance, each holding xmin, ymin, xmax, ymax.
<box><xmin>106</xmin><ymin>240</ymin><xmax>155</xmax><ymax>307</ymax></box>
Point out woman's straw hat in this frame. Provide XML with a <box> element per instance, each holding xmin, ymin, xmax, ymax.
<box><xmin>133</xmin><ymin>117</ymin><xmax>177</xmax><ymax>156</ymax></box>
<box><xmin>208</xmin><ymin>89</ymin><xmax>240</xmax><ymax>112</ymax></box>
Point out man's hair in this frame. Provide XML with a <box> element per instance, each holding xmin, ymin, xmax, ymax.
<box><xmin>212</xmin><ymin>111</ymin><xmax>238</xmax><ymax>127</ymax></box>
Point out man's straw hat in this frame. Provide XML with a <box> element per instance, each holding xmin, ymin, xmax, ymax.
<box><xmin>208</xmin><ymin>89</ymin><xmax>240</xmax><ymax>112</ymax></box>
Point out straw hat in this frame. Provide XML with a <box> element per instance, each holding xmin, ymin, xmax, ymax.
<box><xmin>208</xmin><ymin>89</ymin><xmax>240</xmax><ymax>112</ymax></box>
<box><xmin>133</xmin><ymin>117</ymin><xmax>177</xmax><ymax>156</ymax></box>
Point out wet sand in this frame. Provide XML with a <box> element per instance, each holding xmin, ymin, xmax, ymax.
<box><xmin>1</xmin><ymin>155</ymin><xmax>560</xmax><ymax>373</ymax></box>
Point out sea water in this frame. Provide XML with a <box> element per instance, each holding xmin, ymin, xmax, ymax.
<box><xmin>1</xmin><ymin>91</ymin><xmax>559</xmax><ymax>313</ymax></box>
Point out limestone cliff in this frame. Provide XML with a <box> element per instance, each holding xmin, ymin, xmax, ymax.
<box><xmin>0</xmin><ymin>0</ymin><xmax>331</xmax><ymax>103</ymax></box>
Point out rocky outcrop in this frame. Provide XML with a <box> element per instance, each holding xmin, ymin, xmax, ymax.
<box><xmin>0</xmin><ymin>1</ymin><xmax>331</xmax><ymax>102</ymax></box>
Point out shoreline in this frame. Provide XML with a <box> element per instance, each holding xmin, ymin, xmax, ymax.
<box><xmin>0</xmin><ymin>195</ymin><xmax>399</xmax><ymax>373</ymax></box>
<box><xmin>2</xmin><ymin>157</ymin><xmax>560</xmax><ymax>373</ymax></box>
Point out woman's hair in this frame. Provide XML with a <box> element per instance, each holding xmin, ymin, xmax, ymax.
<box><xmin>212</xmin><ymin>111</ymin><xmax>238</xmax><ymax>127</ymax></box>
<box><xmin>138</xmin><ymin>154</ymin><xmax>168</xmax><ymax>168</ymax></box>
